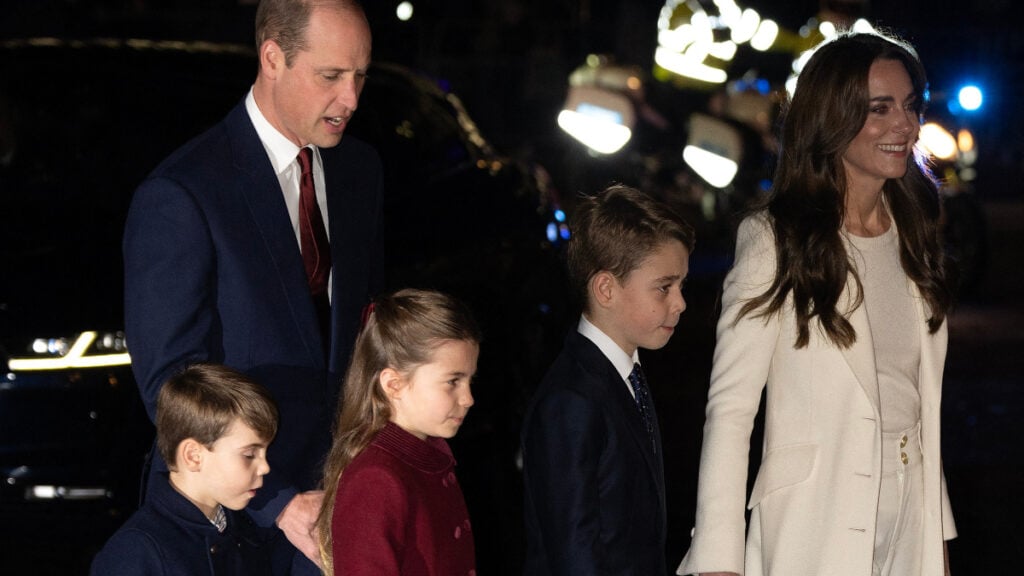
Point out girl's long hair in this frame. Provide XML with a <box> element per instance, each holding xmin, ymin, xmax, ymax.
<box><xmin>740</xmin><ymin>30</ymin><xmax>952</xmax><ymax>348</ymax></box>
<box><xmin>316</xmin><ymin>288</ymin><xmax>480</xmax><ymax>574</ymax></box>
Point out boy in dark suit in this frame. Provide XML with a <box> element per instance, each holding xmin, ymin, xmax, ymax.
<box><xmin>521</xmin><ymin>184</ymin><xmax>694</xmax><ymax>575</ymax></box>
<box><xmin>91</xmin><ymin>364</ymin><xmax>279</xmax><ymax>575</ymax></box>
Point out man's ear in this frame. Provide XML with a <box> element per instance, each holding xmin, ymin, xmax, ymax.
<box><xmin>379</xmin><ymin>368</ymin><xmax>405</xmax><ymax>401</ymax></box>
<box><xmin>258</xmin><ymin>40</ymin><xmax>285</xmax><ymax>79</ymax></box>
<box><xmin>178</xmin><ymin>438</ymin><xmax>205</xmax><ymax>473</ymax></box>
<box><xmin>590</xmin><ymin>270</ymin><xmax>617</xmax><ymax>309</ymax></box>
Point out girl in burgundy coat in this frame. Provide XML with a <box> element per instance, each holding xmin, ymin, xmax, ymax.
<box><xmin>316</xmin><ymin>289</ymin><xmax>481</xmax><ymax>576</ymax></box>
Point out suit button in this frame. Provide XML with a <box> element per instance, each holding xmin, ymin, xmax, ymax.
<box><xmin>900</xmin><ymin>435</ymin><xmax>908</xmax><ymax>447</ymax></box>
<box><xmin>209</xmin><ymin>544</ymin><xmax>218</xmax><ymax>554</ymax></box>
<box><xmin>901</xmin><ymin>452</ymin><xmax>908</xmax><ymax>465</ymax></box>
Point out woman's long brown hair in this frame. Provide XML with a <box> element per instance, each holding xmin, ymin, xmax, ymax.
<box><xmin>739</xmin><ymin>31</ymin><xmax>952</xmax><ymax>349</ymax></box>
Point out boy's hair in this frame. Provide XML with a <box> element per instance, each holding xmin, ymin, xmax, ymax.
<box><xmin>317</xmin><ymin>288</ymin><xmax>480</xmax><ymax>573</ymax></box>
<box><xmin>156</xmin><ymin>364</ymin><xmax>279</xmax><ymax>467</ymax></box>
<box><xmin>567</xmin><ymin>184</ymin><xmax>695</xmax><ymax>312</ymax></box>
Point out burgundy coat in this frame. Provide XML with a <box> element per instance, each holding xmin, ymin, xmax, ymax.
<box><xmin>330</xmin><ymin>422</ymin><xmax>476</xmax><ymax>576</ymax></box>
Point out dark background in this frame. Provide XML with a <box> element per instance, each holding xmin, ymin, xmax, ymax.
<box><xmin>4</xmin><ymin>0</ymin><xmax>1023</xmax><ymax>573</ymax></box>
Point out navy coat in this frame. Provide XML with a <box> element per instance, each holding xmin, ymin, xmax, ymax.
<box><xmin>521</xmin><ymin>329</ymin><xmax>668</xmax><ymax>575</ymax></box>
<box><xmin>90</xmin><ymin>474</ymin><xmax>278</xmax><ymax>576</ymax></box>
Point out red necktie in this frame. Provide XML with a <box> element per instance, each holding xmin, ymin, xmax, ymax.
<box><xmin>297</xmin><ymin>147</ymin><xmax>331</xmax><ymax>348</ymax></box>
<box><xmin>297</xmin><ymin>147</ymin><xmax>331</xmax><ymax>298</ymax></box>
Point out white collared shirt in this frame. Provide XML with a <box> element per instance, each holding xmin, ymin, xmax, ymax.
<box><xmin>577</xmin><ymin>315</ymin><xmax>641</xmax><ymax>399</ymax></box>
<box><xmin>245</xmin><ymin>89</ymin><xmax>333</xmax><ymax>299</ymax></box>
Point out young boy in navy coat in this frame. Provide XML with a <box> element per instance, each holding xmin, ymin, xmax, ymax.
<box><xmin>521</xmin><ymin>184</ymin><xmax>694</xmax><ymax>575</ymax></box>
<box><xmin>91</xmin><ymin>364</ymin><xmax>279</xmax><ymax>575</ymax></box>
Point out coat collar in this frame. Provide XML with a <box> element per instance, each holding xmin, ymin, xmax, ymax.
<box><xmin>372</xmin><ymin>422</ymin><xmax>456</xmax><ymax>474</ymax></box>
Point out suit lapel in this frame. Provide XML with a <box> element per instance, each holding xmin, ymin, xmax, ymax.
<box><xmin>225</xmin><ymin>102</ymin><xmax>325</xmax><ymax>368</ymax></box>
<box><xmin>567</xmin><ymin>332</ymin><xmax>666</xmax><ymax>499</ymax></box>
<box><xmin>838</xmin><ymin>277</ymin><xmax>881</xmax><ymax>414</ymax></box>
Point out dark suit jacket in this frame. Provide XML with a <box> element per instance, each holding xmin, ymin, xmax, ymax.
<box><xmin>90</xmin><ymin>473</ymin><xmax>280</xmax><ymax>576</ymax></box>
<box><xmin>124</xmin><ymin>98</ymin><xmax>384</xmax><ymax>525</ymax></box>
<box><xmin>521</xmin><ymin>329</ymin><xmax>668</xmax><ymax>575</ymax></box>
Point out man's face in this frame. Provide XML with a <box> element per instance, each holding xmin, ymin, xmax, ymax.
<box><xmin>260</xmin><ymin>7</ymin><xmax>371</xmax><ymax>148</ymax></box>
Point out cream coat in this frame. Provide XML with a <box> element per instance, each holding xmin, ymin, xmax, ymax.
<box><xmin>678</xmin><ymin>215</ymin><xmax>956</xmax><ymax>576</ymax></box>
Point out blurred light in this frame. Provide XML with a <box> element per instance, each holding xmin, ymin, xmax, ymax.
<box><xmin>959</xmin><ymin>167</ymin><xmax>977</xmax><ymax>181</ymax></box>
<box><xmin>395</xmin><ymin>2</ymin><xmax>413</xmax><ymax>21</ymax></box>
<box><xmin>708</xmin><ymin>40</ymin><xmax>738</xmax><ymax>61</ymax></box>
<box><xmin>730</xmin><ymin>8</ymin><xmax>761</xmax><ymax>43</ymax></box>
<box><xmin>683</xmin><ymin>145</ymin><xmax>739</xmax><ymax>188</ymax></box>
<box><xmin>958</xmin><ymin>85</ymin><xmax>983</xmax><ymax>111</ymax></box>
<box><xmin>546</xmin><ymin>223</ymin><xmax>558</xmax><ymax>243</ymax></box>
<box><xmin>554</xmin><ymin>209</ymin><xmax>566</xmax><ymax>222</ymax></box>
<box><xmin>27</xmin><ymin>485</ymin><xmax>109</xmax><ymax>500</ymax></box>
<box><xmin>919</xmin><ymin>122</ymin><xmax>957</xmax><ymax>160</ymax></box>
<box><xmin>654</xmin><ymin>46</ymin><xmax>728</xmax><ymax>83</ymax></box>
<box><xmin>851</xmin><ymin>19</ymin><xmax>876</xmax><ymax>33</ymax></box>
<box><xmin>957</xmin><ymin>129</ymin><xmax>975</xmax><ymax>153</ymax></box>
<box><xmin>559</xmin><ymin>224</ymin><xmax>571</xmax><ymax>240</ymax></box>
<box><xmin>750</xmin><ymin>19</ymin><xmax>779</xmax><ymax>51</ymax></box>
<box><xmin>9</xmin><ymin>331</ymin><xmax>131</xmax><ymax>371</ymax></box>
<box><xmin>818</xmin><ymin>21</ymin><xmax>837</xmax><ymax>38</ymax></box>
<box><xmin>557</xmin><ymin>110</ymin><xmax>632</xmax><ymax>155</ymax></box>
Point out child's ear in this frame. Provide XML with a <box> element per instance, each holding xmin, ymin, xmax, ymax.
<box><xmin>379</xmin><ymin>368</ymin><xmax>405</xmax><ymax>400</ymax></box>
<box><xmin>178</xmin><ymin>438</ymin><xmax>205</xmax><ymax>472</ymax></box>
<box><xmin>590</xmin><ymin>270</ymin><xmax>617</xmax><ymax>309</ymax></box>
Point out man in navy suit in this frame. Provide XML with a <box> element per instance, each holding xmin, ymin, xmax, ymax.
<box><xmin>123</xmin><ymin>1</ymin><xmax>381</xmax><ymax>573</ymax></box>
<box><xmin>521</xmin><ymin>185</ymin><xmax>694</xmax><ymax>575</ymax></box>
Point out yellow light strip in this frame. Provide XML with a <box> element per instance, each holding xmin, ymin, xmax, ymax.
<box><xmin>7</xmin><ymin>331</ymin><xmax>132</xmax><ymax>371</ymax></box>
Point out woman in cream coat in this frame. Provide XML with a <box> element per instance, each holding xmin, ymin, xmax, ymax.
<box><xmin>679</xmin><ymin>32</ymin><xmax>956</xmax><ymax>576</ymax></box>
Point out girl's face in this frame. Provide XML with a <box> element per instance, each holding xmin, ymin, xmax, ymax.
<box><xmin>842</xmin><ymin>58</ymin><xmax>920</xmax><ymax>197</ymax></box>
<box><xmin>385</xmin><ymin>339</ymin><xmax>478</xmax><ymax>440</ymax></box>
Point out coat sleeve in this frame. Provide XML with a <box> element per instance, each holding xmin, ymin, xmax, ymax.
<box><xmin>678</xmin><ymin>215</ymin><xmax>782</xmax><ymax>575</ymax></box>
<box><xmin>521</xmin><ymin>385</ymin><xmax>608</xmax><ymax>575</ymax></box>
<box><xmin>123</xmin><ymin>175</ymin><xmax>217</xmax><ymax>420</ymax></box>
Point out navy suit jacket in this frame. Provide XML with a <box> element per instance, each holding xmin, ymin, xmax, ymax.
<box><xmin>521</xmin><ymin>329</ymin><xmax>668</xmax><ymax>575</ymax></box>
<box><xmin>124</xmin><ymin>98</ymin><xmax>384</xmax><ymax>525</ymax></box>
<box><xmin>90</xmin><ymin>474</ymin><xmax>280</xmax><ymax>576</ymax></box>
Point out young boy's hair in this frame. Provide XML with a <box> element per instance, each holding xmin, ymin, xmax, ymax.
<box><xmin>156</xmin><ymin>364</ymin><xmax>279</xmax><ymax>467</ymax></box>
<box><xmin>567</xmin><ymin>184</ymin><xmax>696</xmax><ymax>312</ymax></box>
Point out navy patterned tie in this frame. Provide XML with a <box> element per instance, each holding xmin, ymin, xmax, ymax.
<box><xmin>628</xmin><ymin>363</ymin><xmax>656</xmax><ymax>454</ymax></box>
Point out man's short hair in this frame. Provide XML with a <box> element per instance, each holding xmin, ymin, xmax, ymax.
<box><xmin>567</xmin><ymin>184</ymin><xmax>695</xmax><ymax>312</ymax></box>
<box><xmin>156</xmin><ymin>364</ymin><xmax>278</xmax><ymax>467</ymax></box>
<box><xmin>255</xmin><ymin>0</ymin><xmax>366</xmax><ymax>66</ymax></box>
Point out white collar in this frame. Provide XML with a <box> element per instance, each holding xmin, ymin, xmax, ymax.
<box><xmin>245</xmin><ymin>88</ymin><xmax>307</xmax><ymax>175</ymax></box>
<box><xmin>577</xmin><ymin>315</ymin><xmax>640</xmax><ymax>385</ymax></box>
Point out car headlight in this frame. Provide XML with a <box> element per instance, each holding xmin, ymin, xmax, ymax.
<box><xmin>7</xmin><ymin>331</ymin><xmax>131</xmax><ymax>371</ymax></box>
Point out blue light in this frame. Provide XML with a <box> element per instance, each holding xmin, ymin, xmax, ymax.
<box><xmin>554</xmin><ymin>209</ymin><xmax>566</xmax><ymax>223</ymax></box>
<box><xmin>559</xmin><ymin>224</ymin><xmax>571</xmax><ymax>240</ymax></box>
<box><xmin>546</xmin><ymin>223</ymin><xmax>558</xmax><ymax>243</ymax></box>
<box><xmin>958</xmin><ymin>85</ymin><xmax>983</xmax><ymax>112</ymax></box>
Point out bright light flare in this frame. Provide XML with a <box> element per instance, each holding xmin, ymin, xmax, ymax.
<box><xmin>918</xmin><ymin>122</ymin><xmax>957</xmax><ymax>160</ymax></box>
<box><xmin>958</xmin><ymin>85</ymin><xmax>983</xmax><ymax>111</ymax></box>
<box><xmin>396</xmin><ymin>2</ymin><xmax>413</xmax><ymax>21</ymax></box>
<box><xmin>683</xmin><ymin>145</ymin><xmax>739</xmax><ymax>188</ymax></box>
<box><xmin>655</xmin><ymin>46</ymin><xmax>728</xmax><ymax>83</ymax></box>
<box><xmin>750</xmin><ymin>19</ymin><xmax>779</xmax><ymax>51</ymax></box>
<box><xmin>557</xmin><ymin>110</ymin><xmax>633</xmax><ymax>155</ymax></box>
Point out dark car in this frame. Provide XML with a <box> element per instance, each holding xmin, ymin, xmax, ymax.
<box><xmin>0</xmin><ymin>38</ymin><xmax>568</xmax><ymax>574</ymax></box>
